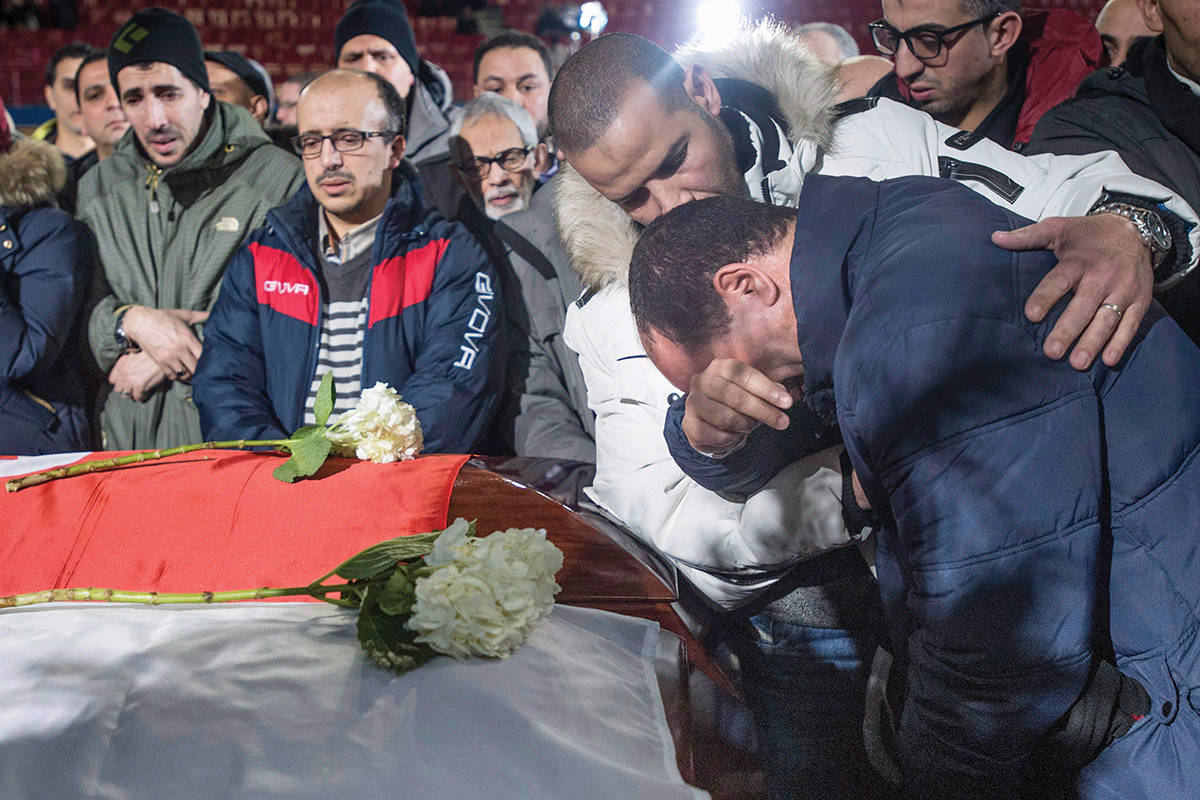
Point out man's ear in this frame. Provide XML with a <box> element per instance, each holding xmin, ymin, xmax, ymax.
<box><xmin>712</xmin><ymin>262</ymin><xmax>780</xmax><ymax>310</ymax></box>
<box><xmin>987</xmin><ymin>11</ymin><xmax>1023</xmax><ymax>59</ymax></box>
<box><xmin>43</xmin><ymin>83</ymin><xmax>56</xmax><ymax>112</ymax></box>
<box><xmin>682</xmin><ymin>64</ymin><xmax>723</xmax><ymax>117</ymax></box>
<box><xmin>199</xmin><ymin>89</ymin><xmax>212</xmax><ymax>111</ymax></box>
<box><xmin>532</xmin><ymin>141</ymin><xmax>551</xmax><ymax>174</ymax></box>
<box><xmin>1136</xmin><ymin>0</ymin><xmax>1164</xmax><ymax>32</ymax></box>
<box><xmin>389</xmin><ymin>133</ymin><xmax>407</xmax><ymax>169</ymax></box>
<box><xmin>249</xmin><ymin>94</ymin><xmax>269</xmax><ymax>125</ymax></box>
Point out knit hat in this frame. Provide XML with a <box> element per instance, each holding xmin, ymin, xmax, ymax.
<box><xmin>0</xmin><ymin>93</ymin><xmax>10</xmax><ymax>154</ymax></box>
<box><xmin>205</xmin><ymin>50</ymin><xmax>275</xmax><ymax>109</ymax></box>
<box><xmin>108</xmin><ymin>7</ymin><xmax>210</xmax><ymax>95</ymax></box>
<box><xmin>334</xmin><ymin>0</ymin><xmax>420</xmax><ymax>77</ymax></box>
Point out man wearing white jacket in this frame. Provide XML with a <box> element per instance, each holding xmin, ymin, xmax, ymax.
<box><xmin>547</xmin><ymin>23</ymin><xmax>1199</xmax><ymax>800</ymax></box>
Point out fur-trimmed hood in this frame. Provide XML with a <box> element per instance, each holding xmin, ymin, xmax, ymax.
<box><xmin>555</xmin><ymin>21</ymin><xmax>839</xmax><ymax>290</ymax></box>
<box><xmin>0</xmin><ymin>136</ymin><xmax>66</xmax><ymax>209</ymax></box>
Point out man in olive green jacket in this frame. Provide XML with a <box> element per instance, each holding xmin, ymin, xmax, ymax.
<box><xmin>78</xmin><ymin>8</ymin><xmax>304</xmax><ymax>449</ymax></box>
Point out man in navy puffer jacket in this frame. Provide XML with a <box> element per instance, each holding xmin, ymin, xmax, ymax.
<box><xmin>0</xmin><ymin>96</ymin><xmax>98</xmax><ymax>455</ymax></box>
<box><xmin>194</xmin><ymin>70</ymin><xmax>503</xmax><ymax>453</ymax></box>
<box><xmin>630</xmin><ymin>177</ymin><xmax>1200</xmax><ymax>799</ymax></box>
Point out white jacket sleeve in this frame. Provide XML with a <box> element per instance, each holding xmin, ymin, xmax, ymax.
<box><xmin>815</xmin><ymin>98</ymin><xmax>1198</xmax><ymax>276</ymax></box>
<box><xmin>562</xmin><ymin>286</ymin><xmax>850</xmax><ymax>609</ymax></box>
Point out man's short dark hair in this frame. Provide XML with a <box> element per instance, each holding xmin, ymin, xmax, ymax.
<box><xmin>473</xmin><ymin>31</ymin><xmax>553</xmax><ymax>84</ymax></box>
<box><xmin>361</xmin><ymin>70</ymin><xmax>406</xmax><ymax>138</ymax></box>
<box><xmin>962</xmin><ymin>0</ymin><xmax>1020</xmax><ymax>16</ymax></box>
<box><xmin>547</xmin><ymin>32</ymin><xmax>693</xmax><ymax>155</ymax></box>
<box><xmin>73</xmin><ymin>51</ymin><xmax>108</xmax><ymax>103</ymax></box>
<box><xmin>46</xmin><ymin>41</ymin><xmax>98</xmax><ymax>87</ymax></box>
<box><xmin>629</xmin><ymin>196</ymin><xmax>795</xmax><ymax>352</ymax></box>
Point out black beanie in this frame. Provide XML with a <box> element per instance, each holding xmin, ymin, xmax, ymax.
<box><xmin>334</xmin><ymin>0</ymin><xmax>420</xmax><ymax>77</ymax></box>
<box><xmin>108</xmin><ymin>7</ymin><xmax>210</xmax><ymax>95</ymax></box>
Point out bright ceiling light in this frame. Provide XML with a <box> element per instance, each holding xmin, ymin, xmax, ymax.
<box><xmin>694</xmin><ymin>0</ymin><xmax>742</xmax><ymax>44</ymax></box>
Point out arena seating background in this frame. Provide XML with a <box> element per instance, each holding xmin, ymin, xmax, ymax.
<box><xmin>1</xmin><ymin>0</ymin><xmax>1111</xmax><ymax>107</ymax></box>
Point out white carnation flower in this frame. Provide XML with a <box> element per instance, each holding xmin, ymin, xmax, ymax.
<box><xmin>327</xmin><ymin>382</ymin><xmax>423</xmax><ymax>463</ymax></box>
<box><xmin>406</xmin><ymin>528</ymin><xmax>563</xmax><ymax>659</ymax></box>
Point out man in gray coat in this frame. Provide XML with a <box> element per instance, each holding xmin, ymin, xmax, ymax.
<box><xmin>449</xmin><ymin>93</ymin><xmax>593</xmax><ymax>464</ymax></box>
<box><xmin>79</xmin><ymin>8</ymin><xmax>305</xmax><ymax>449</ymax></box>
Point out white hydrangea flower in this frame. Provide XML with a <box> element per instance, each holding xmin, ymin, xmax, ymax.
<box><xmin>406</xmin><ymin>528</ymin><xmax>563</xmax><ymax>659</ymax></box>
<box><xmin>327</xmin><ymin>382</ymin><xmax>423</xmax><ymax>463</ymax></box>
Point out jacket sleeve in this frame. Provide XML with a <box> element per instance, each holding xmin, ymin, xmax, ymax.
<box><xmin>76</xmin><ymin>186</ymin><xmax>124</xmax><ymax>375</ymax></box>
<box><xmin>0</xmin><ymin>212</ymin><xmax>94</xmax><ymax>386</ymax></box>
<box><xmin>192</xmin><ymin>243</ymin><xmax>289</xmax><ymax>441</ymax></box>
<box><xmin>828</xmin><ymin>99</ymin><xmax>1198</xmax><ymax>277</ymax></box>
<box><xmin>845</xmin><ymin>315</ymin><xmax>1102</xmax><ymax>797</ymax></box>
<box><xmin>399</xmin><ymin>226</ymin><xmax>506</xmax><ymax>454</ymax></box>
<box><xmin>563</xmin><ymin>292</ymin><xmax>850</xmax><ymax>609</ymax></box>
<box><xmin>497</xmin><ymin>252</ymin><xmax>595</xmax><ymax>463</ymax></box>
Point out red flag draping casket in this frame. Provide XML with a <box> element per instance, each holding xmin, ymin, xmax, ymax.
<box><xmin>0</xmin><ymin>450</ymin><xmax>469</xmax><ymax>597</ymax></box>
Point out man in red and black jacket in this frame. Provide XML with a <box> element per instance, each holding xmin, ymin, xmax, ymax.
<box><xmin>867</xmin><ymin>1</ymin><xmax>1101</xmax><ymax>150</ymax></box>
<box><xmin>194</xmin><ymin>70</ymin><xmax>504</xmax><ymax>454</ymax></box>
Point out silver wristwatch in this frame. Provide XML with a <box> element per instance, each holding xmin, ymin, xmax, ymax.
<box><xmin>1088</xmin><ymin>201</ymin><xmax>1172</xmax><ymax>273</ymax></box>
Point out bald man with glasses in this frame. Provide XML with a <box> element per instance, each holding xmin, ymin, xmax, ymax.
<box><xmin>867</xmin><ymin>1</ymin><xmax>1103</xmax><ymax>150</ymax></box>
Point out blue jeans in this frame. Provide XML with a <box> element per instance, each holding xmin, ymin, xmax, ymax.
<box><xmin>732</xmin><ymin>612</ymin><xmax>895</xmax><ymax>799</ymax></box>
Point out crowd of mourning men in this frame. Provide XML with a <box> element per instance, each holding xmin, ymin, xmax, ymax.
<box><xmin>2</xmin><ymin>0</ymin><xmax>1199</xmax><ymax>797</ymax></box>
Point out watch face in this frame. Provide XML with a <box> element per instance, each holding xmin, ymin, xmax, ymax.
<box><xmin>1144</xmin><ymin>211</ymin><xmax>1172</xmax><ymax>252</ymax></box>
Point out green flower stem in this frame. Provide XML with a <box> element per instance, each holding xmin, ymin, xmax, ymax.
<box><xmin>5</xmin><ymin>439</ymin><xmax>295</xmax><ymax>493</ymax></box>
<box><xmin>0</xmin><ymin>582</ymin><xmax>364</xmax><ymax>609</ymax></box>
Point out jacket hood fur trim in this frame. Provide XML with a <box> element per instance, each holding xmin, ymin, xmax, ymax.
<box><xmin>0</xmin><ymin>137</ymin><xmax>66</xmax><ymax>208</ymax></box>
<box><xmin>556</xmin><ymin>21</ymin><xmax>838</xmax><ymax>290</ymax></box>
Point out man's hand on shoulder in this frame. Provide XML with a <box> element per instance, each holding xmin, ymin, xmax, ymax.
<box><xmin>109</xmin><ymin>351</ymin><xmax>171</xmax><ymax>402</ymax></box>
<box><xmin>991</xmin><ymin>214</ymin><xmax>1153</xmax><ymax>370</ymax></box>
<box><xmin>121</xmin><ymin>306</ymin><xmax>209</xmax><ymax>381</ymax></box>
<box><xmin>681</xmin><ymin>359</ymin><xmax>793</xmax><ymax>457</ymax></box>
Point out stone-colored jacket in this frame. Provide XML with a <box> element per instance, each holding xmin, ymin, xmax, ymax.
<box><xmin>494</xmin><ymin>175</ymin><xmax>594</xmax><ymax>463</ymax></box>
<box><xmin>78</xmin><ymin>101</ymin><xmax>306</xmax><ymax>450</ymax></box>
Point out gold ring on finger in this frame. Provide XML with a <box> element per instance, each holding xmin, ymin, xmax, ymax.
<box><xmin>1100</xmin><ymin>302</ymin><xmax>1123</xmax><ymax>319</ymax></box>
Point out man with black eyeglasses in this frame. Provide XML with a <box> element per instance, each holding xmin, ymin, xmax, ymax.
<box><xmin>448</xmin><ymin>93</ymin><xmax>594</xmax><ymax>464</ymax></box>
<box><xmin>194</xmin><ymin>70</ymin><xmax>505</xmax><ymax>455</ymax></box>
<box><xmin>867</xmin><ymin>1</ymin><xmax>1102</xmax><ymax>150</ymax></box>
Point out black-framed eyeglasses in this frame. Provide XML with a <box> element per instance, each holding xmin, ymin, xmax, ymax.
<box><xmin>869</xmin><ymin>13</ymin><xmax>1000</xmax><ymax>66</ymax></box>
<box><xmin>455</xmin><ymin>147</ymin><xmax>533</xmax><ymax>178</ymax></box>
<box><xmin>291</xmin><ymin>129</ymin><xmax>396</xmax><ymax>158</ymax></box>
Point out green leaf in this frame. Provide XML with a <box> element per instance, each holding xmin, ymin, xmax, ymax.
<box><xmin>378</xmin><ymin>566</ymin><xmax>416</xmax><ymax>616</ymax></box>
<box><xmin>313</xmin><ymin>371</ymin><xmax>335</xmax><ymax>428</ymax></box>
<box><xmin>272</xmin><ymin>431</ymin><xmax>332</xmax><ymax>483</ymax></box>
<box><xmin>357</xmin><ymin>583</ymin><xmax>436</xmax><ymax>675</ymax></box>
<box><xmin>330</xmin><ymin>529</ymin><xmax>444</xmax><ymax>580</ymax></box>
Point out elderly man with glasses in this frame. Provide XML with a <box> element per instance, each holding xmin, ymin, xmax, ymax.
<box><xmin>193</xmin><ymin>69</ymin><xmax>505</xmax><ymax>454</ymax></box>
<box><xmin>867</xmin><ymin>1</ymin><xmax>1103</xmax><ymax>150</ymax></box>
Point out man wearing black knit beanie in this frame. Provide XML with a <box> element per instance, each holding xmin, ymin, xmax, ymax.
<box><xmin>76</xmin><ymin>7</ymin><xmax>306</xmax><ymax>450</ymax></box>
<box><xmin>334</xmin><ymin>0</ymin><xmax>461</xmax><ymax>163</ymax></box>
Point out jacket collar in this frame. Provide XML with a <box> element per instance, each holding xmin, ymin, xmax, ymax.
<box><xmin>1141</xmin><ymin>35</ymin><xmax>1200</xmax><ymax>154</ymax></box>
<box><xmin>789</xmin><ymin>174</ymin><xmax>877</xmax><ymax>422</ymax></box>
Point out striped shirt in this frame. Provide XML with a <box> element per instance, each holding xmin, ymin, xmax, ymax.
<box><xmin>304</xmin><ymin>211</ymin><xmax>381</xmax><ymax>424</ymax></box>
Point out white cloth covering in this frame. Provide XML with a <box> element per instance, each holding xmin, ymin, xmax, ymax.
<box><xmin>0</xmin><ymin>602</ymin><xmax>707</xmax><ymax>800</ymax></box>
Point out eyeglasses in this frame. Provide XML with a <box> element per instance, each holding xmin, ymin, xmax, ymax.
<box><xmin>455</xmin><ymin>147</ymin><xmax>532</xmax><ymax>178</ymax></box>
<box><xmin>291</xmin><ymin>129</ymin><xmax>396</xmax><ymax>158</ymax></box>
<box><xmin>869</xmin><ymin>13</ymin><xmax>999</xmax><ymax>66</ymax></box>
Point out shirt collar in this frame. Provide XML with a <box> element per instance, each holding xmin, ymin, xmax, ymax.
<box><xmin>1167</xmin><ymin>59</ymin><xmax>1200</xmax><ymax>99</ymax></box>
<box><xmin>319</xmin><ymin>210</ymin><xmax>382</xmax><ymax>265</ymax></box>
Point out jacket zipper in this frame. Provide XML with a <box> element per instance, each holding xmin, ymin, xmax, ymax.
<box><xmin>938</xmin><ymin>156</ymin><xmax>1025</xmax><ymax>203</ymax></box>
